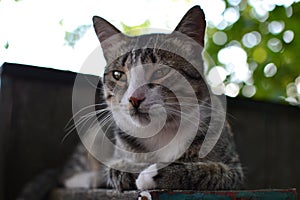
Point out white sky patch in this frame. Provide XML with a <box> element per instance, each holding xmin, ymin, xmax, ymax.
<box><xmin>196</xmin><ymin>0</ymin><xmax>226</xmax><ymax>27</ymax></box>
<box><xmin>0</xmin><ymin>0</ymin><xmax>227</xmax><ymax>74</ymax></box>
<box><xmin>0</xmin><ymin>0</ymin><xmax>298</xmax><ymax>77</ymax></box>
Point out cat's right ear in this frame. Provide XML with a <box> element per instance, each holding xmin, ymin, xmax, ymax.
<box><xmin>174</xmin><ymin>6</ymin><xmax>206</xmax><ymax>47</ymax></box>
<box><xmin>93</xmin><ymin>16</ymin><xmax>126</xmax><ymax>60</ymax></box>
<box><xmin>93</xmin><ymin>16</ymin><xmax>122</xmax><ymax>43</ymax></box>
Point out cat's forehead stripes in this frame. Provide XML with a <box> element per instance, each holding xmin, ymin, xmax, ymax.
<box><xmin>123</xmin><ymin>48</ymin><xmax>158</xmax><ymax>69</ymax></box>
<box><xmin>131</xmin><ymin>49</ymin><xmax>137</xmax><ymax>64</ymax></box>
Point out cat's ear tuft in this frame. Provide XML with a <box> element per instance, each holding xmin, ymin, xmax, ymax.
<box><xmin>93</xmin><ymin>16</ymin><xmax>121</xmax><ymax>43</ymax></box>
<box><xmin>174</xmin><ymin>6</ymin><xmax>206</xmax><ymax>46</ymax></box>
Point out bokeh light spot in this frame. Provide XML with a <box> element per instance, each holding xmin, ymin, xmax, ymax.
<box><xmin>264</xmin><ymin>63</ymin><xmax>277</xmax><ymax>77</ymax></box>
<box><xmin>242</xmin><ymin>85</ymin><xmax>256</xmax><ymax>97</ymax></box>
<box><xmin>211</xmin><ymin>83</ymin><xmax>226</xmax><ymax>95</ymax></box>
<box><xmin>228</xmin><ymin>0</ymin><xmax>241</xmax><ymax>6</ymax></box>
<box><xmin>286</xmin><ymin>83</ymin><xmax>297</xmax><ymax>97</ymax></box>
<box><xmin>217</xmin><ymin>45</ymin><xmax>251</xmax><ymax>83</ymax></box>
<box><xmin>268</xmin><ymin>21</ymin><xmax>285</xmax><ymax>34</ymax></box>
<box><xmin>207</xmin><ymin>66</ymin><xmax>228</xmax><ymax>86</ymax></box>
<box><xmin>216</xmin><ymin>20</ymin><xmax>228</xmax><ymax>30</ymax></box>
<box><xmin>218</xmin><ymin>45</ymin><xmax>247</xmax><ymax>65</ymax></box>
<box><xmin>249</xmin><ymin>61</ymin><xmax>258</xmax><ymax>71</ymax></box>
<box><xmin>224</xmin><ymin>7</ymin><xmax>240</xmax><ymax>24</ymax></box>
<box><xmin>242</xmin><ymin>31</ymin><xmax>262</xmax><ymax>48</ymax></box>
<box><xmin>225</xmin><ymin>83</ymin><xmax>240</xmax><ymax>97</ymax></box>
<box><xmin>285</xmin><ymin>6</ymin><xmax>293</xmax><ymax>17</ymax></box>
<box><xmin>283</xmin><ymin>30</ymin><xmax>294</xmax><ymax>43</ymax></box>
<box><xmin>267</xmin><ymin>38</ymin><xmax>282</xmax><ymax>52</ymax></box>
<box><xmin>296</xmin><ymin>76</ymin><xmax>300</xmax><ymax>94</ymax></box>
<box><xmin>253</xmin><ymin>47</ymin><xmax>267</xmax><ymax>63</ymax></box>
<box><xmin>213</xmin><ymin>31</ymin><xmax>228</xmax><ymax>45</ymax></box>
<box><xmin>285</xmin><ymin>96</ymin><xmax>297</xmax><ymax>104</ymax></box>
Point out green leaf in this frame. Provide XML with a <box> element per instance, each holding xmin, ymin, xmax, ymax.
<box><xmin>64</xmin><ymin>24</ymin><xmax>91</xmax><ymax>48</ymax></box>
<box><xmin>59</xmin><ymin>19</ymin><xmax>64</xmax><ymax>26</ymax></box>
<box><xmin>121</xmin><ymin>20</ymin><xmax>150</xmax><ymax>36</ymax></box>
<box><xmin>4</xmin><ymin>41</ymin><xmax>9</xmax><ymax>49</ymax></box>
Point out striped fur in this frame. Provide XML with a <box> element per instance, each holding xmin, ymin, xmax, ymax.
<box><xmin>61</xmin><ymin>5</ymin><xmax>244</xmax><ymax>192</ymax></box>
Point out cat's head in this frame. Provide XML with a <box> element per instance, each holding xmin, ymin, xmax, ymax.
<box><xmin>93</xmin><ymin>6</ymin><xmax>209</xmax><ymax>136</ymax></box>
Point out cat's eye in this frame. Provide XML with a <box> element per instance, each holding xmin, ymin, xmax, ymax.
<box><xmin>151</xmin><ymin>68</ymin><xmax>171</xmax><ymax>80</ymax></box>
<box><xmin>112</xmin><ymin>70</ymin><xmax>126</xmax><ymax>82</ymax></box>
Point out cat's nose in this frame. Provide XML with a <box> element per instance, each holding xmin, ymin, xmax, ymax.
<box><xmin>129</xmin><ymin>96</ymin><xmax>145</xmax><ymax>108</ymax></box>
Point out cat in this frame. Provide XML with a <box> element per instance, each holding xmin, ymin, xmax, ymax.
<box><xmin>60</xmin><ymin>5</ymin><xmax>244</xmax><ymax>192</ymax></box>
<box><xmin>18</xmin><ymin>6</ymin><xmax>244</xmax><ymax>199</ymax></box>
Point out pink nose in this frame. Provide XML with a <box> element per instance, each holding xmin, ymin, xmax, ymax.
<box><xmin>129</xmin><ymin>96</ymin><xmax>145</xmax><ymax>108</ymax></box>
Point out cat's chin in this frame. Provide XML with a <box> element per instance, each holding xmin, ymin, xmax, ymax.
<box><xmin>129</xmin><ymin>111</ymin><xmax>151</xmax><ymax>126</ymax></box>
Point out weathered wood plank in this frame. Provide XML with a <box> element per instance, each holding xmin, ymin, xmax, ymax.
<box><xmin>50</xmin><ymin>189</ymin><xmax>140</xmax><ymax>200</ymax></box>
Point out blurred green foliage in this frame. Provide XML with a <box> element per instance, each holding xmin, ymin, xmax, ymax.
<box><xmin>64</xmin><ymin>25</ymin><xmax>91</xmax><ymax>48</ymax></box>
<box><xmin>4</xmin><ymin>41</ymin><xmax>9</xmax><ymax>49</ymax></box>
<box><xmin>205</xmin><ymin>1</ymin><xmax>300</xmax><ymax>105</ymax></box>
<box><xmin>121</xmin><ymin>20</ymin><xmax>150</xmax><ymax>36</ymax></box>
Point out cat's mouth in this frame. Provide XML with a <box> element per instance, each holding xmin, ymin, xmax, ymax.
<box><xmin>129</xmin><ymin>109</ymin><xmax>151</xmax><ymax>125</ymax></box>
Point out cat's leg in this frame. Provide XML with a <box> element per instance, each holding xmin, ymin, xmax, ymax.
<box><xmin>136</xmin><ymin>162</ymin><xmax>244</xmax><ymax>190</ymax></box>
<box><xmin>63</xmin><ymin>170</ymin><xmax>106</xmax><ymax>188</ymax></box>
<box><xmin>107</xmin><ymin>168</ymin><xmax>138</xmax><ymax>191</ymax></box>
<box><xmin>107</xmin><ymin>160</ymin><xmax>150</xmax><ymax>191</ymax></box>
<box><xmin>60</xmin><ymin>144</ymin><xmax>108</xmax><ymax>189</ymax></box>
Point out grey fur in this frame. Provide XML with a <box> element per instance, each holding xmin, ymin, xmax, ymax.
<box><xmin>61</xmin><ymin>5</ymin><xmax>244</xmax><ymax>192</ymax></box>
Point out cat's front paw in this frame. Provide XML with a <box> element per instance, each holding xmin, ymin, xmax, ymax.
<box><xmin>64</xmin><ymin>172</ymin><xmax>97</xmax><ymax>188</ymax></box>
<box><xmin>108</xmin><ymin>168</ymin><xmax>137</xmax><ymax>192</ymax></box>
<box><xmin>136</xmin><ymin>164</ymin><xmax>158</xmax><ymax>190</ymax></box>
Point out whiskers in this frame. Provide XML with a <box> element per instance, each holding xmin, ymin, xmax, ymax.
<box><xmin>163</xmin><ymin>96</ymin><xmax>231</xmax><ymax>118</ymax></box>
<box><xmin>62</xmin><ymin>103</ymin><xmax>112</xmax><ymax>143</ymax></box>
<box><xmin>162</xmin><ymin>96</ymin><xmax>228</xmax><ymax>134</ymax></box>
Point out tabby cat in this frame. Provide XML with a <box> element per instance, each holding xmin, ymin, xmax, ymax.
<box><xmin>61</xmin><ymin>5</ymin><xmax>244</xmax><ymax>192</ymax></box>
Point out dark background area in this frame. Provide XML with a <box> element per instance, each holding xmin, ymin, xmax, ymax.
<box><xmin>0</xmin><ymin>63</ymin><xmax>299</xmax><ymax>200</ymax></box>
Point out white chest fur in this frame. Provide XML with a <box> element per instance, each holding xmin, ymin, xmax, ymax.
<box><xmin>139</xmin><ymin>108</ymin><xmax>200</xmax><ymax>163</ymax></box>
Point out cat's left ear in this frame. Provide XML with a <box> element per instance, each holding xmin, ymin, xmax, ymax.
<box><xmin>174</xmin><ymin>6</ymin><xmax>206</xmax><ymax>47</ymax></box>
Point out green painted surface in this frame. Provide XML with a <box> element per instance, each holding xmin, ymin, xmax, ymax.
<box><xmin>150</xmin><ymin>189</ymin><xmax>297</xmax><ymax>200</ymax></box>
